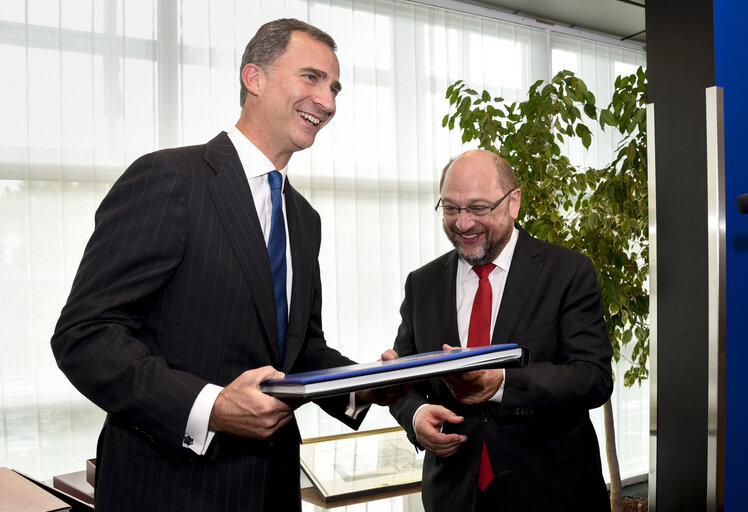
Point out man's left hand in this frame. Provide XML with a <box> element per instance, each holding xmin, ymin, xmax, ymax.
<box><xmin>441</xmin><ymin>344</ymin><xmax>503</xmax><ymax>405</ymax></box>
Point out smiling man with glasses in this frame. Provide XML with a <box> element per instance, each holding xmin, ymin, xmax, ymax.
<box><xmin>389</xmin><ymin>149</ymin><xmax>613</xmax><ymax>512</ymax></box>
<box><xmin>435</xmin><ymin>176</ymin><xmax>519</xmax><ymax>267</ymax></box>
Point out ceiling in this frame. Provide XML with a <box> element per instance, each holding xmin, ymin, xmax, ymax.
<box><xmin>456</xmin><ymin>0</ymin><xmax>646</xmax><ymax>44</ymax></box>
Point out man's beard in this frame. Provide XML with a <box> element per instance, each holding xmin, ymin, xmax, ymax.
<box><xmin>445</xmin><ymin>223</ymin><xmax>512</xmax><ymax>266</ymax></box>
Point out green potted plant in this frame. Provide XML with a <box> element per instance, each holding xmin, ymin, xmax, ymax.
<box><xmin>442</xmin><ymin>67</ymin><xmax>649</xmax><ymax>512</ymax></box>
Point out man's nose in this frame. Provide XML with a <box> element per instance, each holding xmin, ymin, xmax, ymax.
<box><xmin>315</xmin><ymin>88</ymin><xmax>336</xmax><ymax>118</ymax></box>
<box><xmin>455</xmin><ymin>209</ymin><xmax>476</xmax><ymax>231</ymax></box>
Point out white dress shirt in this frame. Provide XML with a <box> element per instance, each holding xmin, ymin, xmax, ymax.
<box><xmin>182</xmin><ymin>126</ymin><xmax>292</xmax><ymax>454</ymax></box>
<box><xmin>454</xmin><ymin>226</ymin><xmax>519</xmax><ymax>403</ymax></box>
<box><xmin>412</xmin><ymin>226</ymin><xmax>519</xmax><ymax>432</ymax></box>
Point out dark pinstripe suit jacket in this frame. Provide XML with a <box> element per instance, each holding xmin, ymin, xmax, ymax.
<box><xmin>51</xmin><ymin>132</ymin><xmax>361</xmax><ymax>511</ymax></box>
<box><xmin>389</xmin><ymin>227</ymin><xmax>613</xmax><ymax>512</ymax></box>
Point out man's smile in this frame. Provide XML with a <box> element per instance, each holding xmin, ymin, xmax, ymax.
<box><xmin>454</xmin><ymin>229</ymin><xmax>485</xmax><ymax>245</ymax></box>
<box><xmin>298</xmin><ymin>110</ymin><xmax>322</xmax><ymax>126</ymax></box>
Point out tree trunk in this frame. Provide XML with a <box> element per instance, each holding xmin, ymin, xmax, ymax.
<box><xmin>605</xmin><ymin>398</ymin><xmax>623</xmax><ymax>512</ymax></box>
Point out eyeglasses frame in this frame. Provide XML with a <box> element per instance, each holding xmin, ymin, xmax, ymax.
<box><xmin>434</xmin><ymin>188</ymin><xmax>516</xmax><ymax>218</ymax></box>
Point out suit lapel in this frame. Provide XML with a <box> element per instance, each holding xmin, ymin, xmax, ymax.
<box><xmin>203</xmin><ymin>132</ymin><xmax>281</xmax><ymax>364</ymax></box>
<box><xmin>438</xmin><ymin>252</ymin><xmax>461</xmax><ymax>350</ymax></box>
<box><xmin>282</xmin><ymin>181</ymin><xmax>313</xmax><ymax>370</ymax></box>
<box><xmin>492</xmin><ymin>227</ymin><xmax>543</xmax><ymax>344</ymax></box>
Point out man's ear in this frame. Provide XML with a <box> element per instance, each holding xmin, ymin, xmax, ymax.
<box><xmin>509</xmin><ymin>188</ymin><xmax>522</xmax><ymax>219</ymax></box>
<box><xmin>241</xmin><ymin>63</ymin><xmax>263</xmax><ymax>97</ymax></box>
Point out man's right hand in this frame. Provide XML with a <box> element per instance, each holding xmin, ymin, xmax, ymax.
<box><xmin>208</xmin><ymin>366</ymin><xmax>297</xmax><ymax>440</ymax></box>
<box><xmin>413</xmin><ymin>404</ymin><xmax>467</xmax><ymax>457</ymax></box>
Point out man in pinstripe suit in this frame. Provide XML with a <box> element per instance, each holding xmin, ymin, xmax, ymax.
<box><xmin>51</xmin><ymin>19</ymin><xmax>398</xmax><ymax>511</ymax></box>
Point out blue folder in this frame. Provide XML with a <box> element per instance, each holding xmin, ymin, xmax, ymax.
<box><xmin>261</xmin><ymin>343</ymin><xmax>527</xmax><ymax>399</ymax></box>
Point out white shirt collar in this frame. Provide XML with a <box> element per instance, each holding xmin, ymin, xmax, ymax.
<box><xmin>226</xmin><ymin>125</ymin><xmax>289</xmax><ymax>184</ymax></box>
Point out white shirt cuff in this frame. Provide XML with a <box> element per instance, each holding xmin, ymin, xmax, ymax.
<box><xmin>412</xmin><ymin>403</ymin><xmax>431</xmax><ymax>434</ymax></box>
<box><xmin>183</xmin><ymin>383</ymin><xmax>222</xmax><ymax>455</ymax></box>
<box><xmin>488</xmin><ymin>369</ymin><xmax>506</xmax><ymax>403</ymax></box>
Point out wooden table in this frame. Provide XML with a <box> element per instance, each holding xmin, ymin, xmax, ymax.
<box><xmin>52</xmin><ymin>470</ymin><xmax>94</xmax><ymax>505</ymax></box>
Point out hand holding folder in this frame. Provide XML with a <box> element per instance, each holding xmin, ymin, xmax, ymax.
<box><xmin>439</xmin><ymin>344</ymin><xmax>506</xmax><ymax>405</ymax></box>
<box><xmin>354</xmin><ymin>348</ymin><xmax>414</xmax><ymax>406</ymax></box>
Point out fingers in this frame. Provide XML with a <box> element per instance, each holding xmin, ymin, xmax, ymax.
<box><xmin>382</xmin><ymin>382</ymin><xmax>412</xmax><ymax>404</ymax></box>
<box><xmin>259</xmin><ymin>407</ymin><xmax>295</xmax><ymax>437</ymax></box>
<box><xmin>357</xmin><ymin>350</ymin><xmax>408</xmax><ymax>406</ymax></box>
<box><xmin>414</xmin><ymin>405</ymin><xmax>466</xmax><ymax>457</ymax></box>
<box><xmin>280</xmin><ymin>397</ymin><xmax>308</xmax><ymax>409</ymax></box>
<box><xmin>252</xmin><ymin>365</ymin><xmax>286</xmax><ymax>384</ymax></box>
<box><xmin>417</xmin><ymin>428</ymin><xmax>466</xmax><ymax>457</ymax></box>
<box><xmin>380</xmin><ymin>349</ymin><xmax>399</xmax><ymax>361</ymax></box>
<box><xmin>356</xmin><ymin>382</ymin><xmax>411</xmax><ymax>406</ymax></box>
<box><xmin>209</xmin><ymin>367</ymin><xmax>297</xmax><ymax>439</ymax></box>
<box><xmin>244</xmin><ymin>402</ymin><xmax>295</xmax><ymax>441</ymax></box>
<box><xmin>442</xmin><ymin>368</ymin><xmax>503</xmax><ymax>405</ymax></box>
<box><xmin>429</xmin><ymin>436</ymin><xmax>467</xmax><ymax>457</ymax></box>
<box><xmin>421</xmin><ymin>404</ymin><xmax>464</xmax><ymax>426</ymax></box>
<box><xmin>384</xmin><ymin>381</ymin><xmax>413</xmax><ymax>398</ymax></box>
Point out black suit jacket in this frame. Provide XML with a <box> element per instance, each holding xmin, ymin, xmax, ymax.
<box><xmin>389</xmin><ymin>227</ymin><xmax>613</xmax><ymax>512</ymax></box>
<box><xmin>51</xmin><ymin>132</ymin><xmax>361</xmax><ymax>511</ymax></box>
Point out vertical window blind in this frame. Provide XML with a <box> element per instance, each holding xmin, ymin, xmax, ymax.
<box><xmin>0</xmin><ymin>0</ymin><xmax>646</xmax><ymax>483</ymax></box>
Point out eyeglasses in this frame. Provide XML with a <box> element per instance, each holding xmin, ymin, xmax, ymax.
<box><xmin>435</xmin><ymin>188</ymin><xmax>516</xmax><ymax>218</ymax></box>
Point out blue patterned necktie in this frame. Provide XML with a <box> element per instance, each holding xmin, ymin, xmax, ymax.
<box><xmin>267</xmin><ymin>171</ymin><xmax>287</xmax><ymax>364</ymax></box>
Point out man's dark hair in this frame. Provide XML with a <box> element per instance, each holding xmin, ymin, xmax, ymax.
<box><xmin>439</xmin><ymin>158</ymin><xmax>455</xmax><ymax>191</ymax></box>
<box><xmin>239</xmin><ymin>18</ymin><xmax>337</xmax><ymax>107</ymax></box>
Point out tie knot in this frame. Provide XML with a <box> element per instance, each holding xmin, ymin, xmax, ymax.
<box><xmin>268</xmin><ymin>170</ymin><xmax>282</xmax><ymax>191</ymax></box>
<box><xmin>472</xmin><ymin>263</ymin><xmax>495</xmax><ymax>280</ymax></box>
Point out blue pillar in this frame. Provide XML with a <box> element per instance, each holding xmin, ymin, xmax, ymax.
<box><xmin>647</xmin><ymin>0</ymin><xmax>748</xmax><ymax>509</ymax></box>
<box><xmin>713</xmin><ymin>1</ymin><xmax>748</xmax><ymax>509</ymax></box>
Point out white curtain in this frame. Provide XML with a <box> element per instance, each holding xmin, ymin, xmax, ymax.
<box><xmin>0</xmin><ymin>0</ymin><xmax>646</xmax><ymax>483</ymax></box>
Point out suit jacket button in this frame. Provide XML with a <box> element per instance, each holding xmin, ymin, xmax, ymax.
<box><xmin>480</xmin><ymin>414</ymin><xmax>489</xmax><ymax>423</ymax></box>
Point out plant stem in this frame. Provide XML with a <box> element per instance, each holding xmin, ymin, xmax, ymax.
<box><xmin>605</xmin><ymin>398</ymin><xmax>623</xmax><ymax>512</ymax></box>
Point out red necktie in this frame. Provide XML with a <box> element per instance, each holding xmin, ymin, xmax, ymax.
<box><xmin>467</xmin><ymin>263</ymin><xmax>496</xmax><ymax>491</ymax></box>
